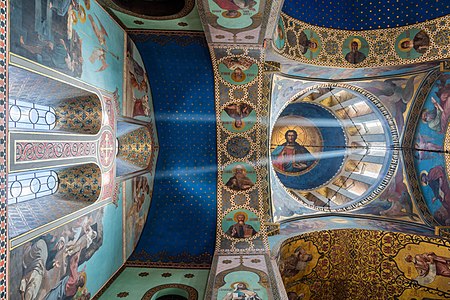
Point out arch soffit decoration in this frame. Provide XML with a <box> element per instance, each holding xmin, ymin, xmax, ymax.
<box><xmin>142</xmin><ymin>284</ymin><xmax>198</xmax><ymax>300</ymax></box>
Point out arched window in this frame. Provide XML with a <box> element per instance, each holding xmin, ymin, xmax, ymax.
<box><xmin>9</xmin><ymin>99</ymin><xmax>56</xmax><ymax>130</ymax></box>
<box><xmin>7</xmin><ymin>170</ymin><xmax>58</xmax><ymax>204</ymax></box>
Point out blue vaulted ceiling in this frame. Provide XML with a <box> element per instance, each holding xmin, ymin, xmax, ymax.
<box><xmin>282</xmin><ymin>0</ymin><xmax>450</xmax><ymax>30</ymax></box>
<box><xmin>128</xmin><ymin>33</ymin><xmax>217</xmax><ymax>266</ymax></box>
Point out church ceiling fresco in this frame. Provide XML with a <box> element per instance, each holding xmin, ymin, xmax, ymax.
<box><xmin>211</xmin><ymin>46</ymin><xmax>269</xmax><ymax>253</ymax></box>
<box><xmin>97</xmin><ymin>267</ymin><xmax>209</xmax><ymax>300</ymax></box>
<box><xmin>124</xmin><ymin>174</ymin><xmax>153</xmax><ymax>259</ymax></box>
<box><xmin>277</xmin><ymin>229</ymin><xmax>450</xmax><ymax>299</ymax></box>
<box><xmin>206</xmin><ymin>254</ymin><xmax>281</xmax><ymax>300</ymax></box>
<box><xmin>273</xmin><ymin>13</ymin><xmax>450</xmax><ymax>68</ymax></box>
<box><xmin>127</xmin><ymin>33</ymin><xmax>217</xmax><ymax>268</ymax></box>
<box><xmin>269</xmin><ymin>216</ymin><xmax>435</xmax><ymax>251</ymax></box>
<box><xmin>9</xmin><ymin>200</ymin><xmax>124</xmax><ymax>300</ymax></box>
<box><xmin>5</xmin><ymin>1</ymin><xmax>159</xmax><ymax>299</ymax></box>
<box><xmin>406</xmin><ymin>72</ymin><xmax>450</xmax><ymax>227</ymax></box>
<box><xmin>282</xmin><ymin>0</ymin><xmax>450</xmax><ymax>31</ymax></box>
<box><xmin>10</xmin><ymin>0</ymin><xmax>125</xmax><ymax>104</ymax></box>
<box><xmin>269</xmin><ymin>66</ymin><xmax>450</xmax><ymax>233</ymax></box>
<box><xmin>197</xmin><ymin>0</ymin><xmax>276</xmax><ymax>44</ymax></box>
<box><xmin>271</xmin><ymin>84</ymin><xmax>398</xmax><ymax>212</ymax></box>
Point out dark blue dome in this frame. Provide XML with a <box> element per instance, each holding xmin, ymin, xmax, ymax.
<box><xmin>282</xmin><ymin>0</ymin><xmax>450</xmax><ymax>30</ymax></box>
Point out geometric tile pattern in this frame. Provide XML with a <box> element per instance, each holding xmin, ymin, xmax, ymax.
<box><xmin>1</xmin><ymin>0</ymin><xmax>7</xmax><ymax>297</ymax></box>
<box><xmin>7</xmin><ymin>198</ymin><xmax>88</xmax><ymax>238</ymax></box>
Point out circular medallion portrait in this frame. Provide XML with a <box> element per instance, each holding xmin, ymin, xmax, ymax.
<box><xmin>342</xmin><ymin>36</ymin><xmax>369</xmax><ymax>64</ymax></box>
<box><xmin>220</xmin><ymin>102</ymin><xmax>256</xmax><ymax>133</ymax></box>
<box><xmin>274</xmin><ymin>17</ymin><xmax>286</xmax><ymax>50</ymax></box>
<box><xmin>298</xmin><ymin>29</ymin><xmax>321</xmax><ymax>60</ymax></box>
<box><xmin>222</xmin><ymin>162</ymin><xmax>257</xmax><ymax>192</ymax></box>
<box><xmin>271</xmin><ymin>102</ymin><xmax>346</xmax><ymax>190</ymax></box>
<box><xmin>218</xmin><ymin>56</ymin><xmax>258</xmax><ymax>85</ymax></box>
<box><xmin>222</xmin><ymin>209</ymin><xmax>260</xmax><ymax>239</ymax></box>
<box><xmin>395</xmin><ymin>29</ymin><xmax>430</xmax><ymax>59</ymax></box>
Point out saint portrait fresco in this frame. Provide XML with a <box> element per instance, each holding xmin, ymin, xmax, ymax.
<box><xmin>396</xmin><ymin>242</ymin><xmax>450</xmax><ymax>290</ymax></box>
<box><xmin>273</xmin><ymin>17</ymin><xmax>286</xmax><ymax>50</ymax></box>
<box><xmin>222</xmin><ymin>209</ymin><xmax>260</xmax><ymax>239</ymax></box>
<box><xmin>395</xmin><ymin>29</ymin><xmax>430</xmax><ymax>59</ymax></box>
<box><xmin>297</xmin><ymin>29</ymin><xmax>321</xmax><ymax>60</ymax></box>
<box><xmin>124</xmin><ymin>37</ymin><xmax>151</xmax><ymax>120</ymax></box>
<box><xmin>222</xmin><ymin>162</ymin><xmax>256</xmax><ymax>191</ymax></box>
<box><xmin>218</xmin><ymin>57</ymin><xmax>258</xmax><ymax>85</ymax></box>
<box><xmin>220</xmin><ymin>102</ymin><xmax>256</xmax><ymax>133</ymax></box>
<box><xmin>222</xmin><ymin>282</ymin><xmax>262</xmax><ymax>300</ymax></box>
<box><xmin>271</xmin><ymin>102</ymin><xmax>346</xmax><ymax>191</ymax></box>
<box><xmin>216</xmin><ymin>270</ymin><xmax>269</xmax><ymax>300</ymax></box>
<box><xmin>414</xmin><ymin>75</ymin><xmax>450</xmax><ymax>226</ymax></box>
<box><xmin>10</xmin><ymin>0</ymin><xmax>124</xmax><ymax>95</ymax></box>
<box><xmin>342</xmin><ymin>36</ymin><xmax>369</xmax><ymax>64</ymax></box>
<box><xmin>125</xmin><ymin>174</ymin><xmax>152</xmax><ymax>257</ymax></box>
<box><xmin>271</xmin><ymin>129</ymin><xmax>317</xmax><ymax>175</ymax></box>
<box><xmin>208</xmin><ymin>0</ymin><xmax>260</xmax><ymax>30</ymax></box>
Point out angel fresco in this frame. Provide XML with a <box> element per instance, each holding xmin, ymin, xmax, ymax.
<box><xmin>87</xmin><ymin>13</ymin><xmax>119</xmax><ymax>72</ymax></box>
<box><xmin>421</xmin><ymin>97</ymin><xmax>443</xmax><ymax>132</ymax></box>
<box><xmin>359</xmin><ymin>76</ymin><xmax>416</xmax><ymax>131</ymax></box>
<box><xmin>421</xmin><ymin>166</ymin><xmax>450</xmax><ymax>224</ymax></box>
<box><xmin>414</xmin><ymin>133</ymin><xmax>442</xmax><ymax>160</ymax></box>
<box><xmin>433</xmin><ymin>74</ymin><xmax>450</xmax><ymax>133</ymax></box>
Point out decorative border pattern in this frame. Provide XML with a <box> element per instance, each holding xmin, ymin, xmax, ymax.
<box><xmin>97</xmin><ymin>0</ymin><xmax>195</xmax><ymax>21</ymax></box>
<box><xmin>142</xmin><ymin>284</ymin><xmax>198</xmax><ymax>300</ymax></box>
<box><xmin>130</xmin><ymin>31</ymin><xmax>208</xmax><ymax>47</ymax></box>
<box><xmin>1</xmin><ymin>0</ymin><xmax>7</xmax><ymax>297</ymax></box>
<box><xmin>277</xmin><ymin>229</ymin><xmax>450</xmax><ymax>299</ymax></box>
<box><xmin>403</xmin><ymin>69</ymin><xmax>442</xmax><ymax>226</ymax></box>
<box><xmin>15</xmin><ymin>141</ymin><xmax>96</xmax><ymax>162</ymax></box>
<box><xmin>211</xmin><ymin>46</ymin><xmax>270</xmax><ymax>253</ymax></box>
<box><xmin>127</xmin><ymin>250</ymin><xmax>213</xmax><ymax>269</ymax></box>
<box><xmin>274</xmin><ymin>13</ymin><xmax>450</xmax><ymax>68</ymax></box>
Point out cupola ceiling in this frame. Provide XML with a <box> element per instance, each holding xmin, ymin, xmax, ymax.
<box><xmin>282</xmin><ymin>0</ymin><xmax>450</xmax><ymax>30</ymax></box>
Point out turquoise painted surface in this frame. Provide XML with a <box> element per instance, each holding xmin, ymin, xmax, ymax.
<box><xmin>209</xmin><ymin>0</ymin><xmax>260</xmax><ymax>29</ymax></box>
<box><xmin>125</xmin><ymin>37</ymin><xmax>153</xmax><ymax>121</ymax></box>
<box><xmin>221</xmin><ymin>209</ymin><xmax>260</xmax><ymax>235</ymax></box>
<box><xmin>82</xmin><ymin>201</ymin><xmax>123</xmax><ymax>297</ymax></box>
<box><xmin>222</xmin><ymin>162</ymin><xmax>257</xmax><ymax>184</ymax></box>
<box><xmin>395</xmin><ymin>28</ymin><xmax>430</xmax><ymax>60</ymax></box>
<box><xmin>125</xmin><ymin>173</ymin><xmax>152</xmax><ymax>258</ymax></box>
<box><xmin>273</xmin><ymin>17</ymin><xmax>285</xmax><ymax>50</ymax></box>
<box><xmin>10</xmin><ymin>0</ymin><xmax>124</xmax><ymax>104</ymax></box>
<box><xmin>98</xmin><ymin>267</ymin><xmax>209</xmax><ymax>299</ymax></box>
<box><xmin>218</xmin><ymin>61</ymin><xmax>258</xmax><ymax>85</ymax></box>
<box><xmin>217</xmin><ymin>271</ymin><xmax>268</xmax><ymax>300</ymax></box>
